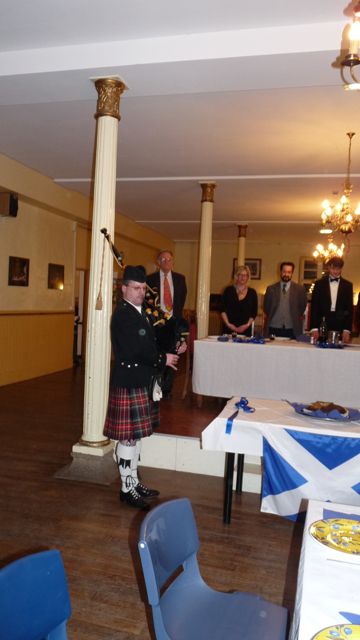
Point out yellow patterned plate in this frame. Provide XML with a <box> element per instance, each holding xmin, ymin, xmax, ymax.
<box><xmin>309</xmin><ymin>518</ymin><xmax>360</xmax><ymax>554</ymax></box>
<box><xmin>312</xmin><ymin>624</ymin><xmax>360</xmax><ymax>639</ymax></box>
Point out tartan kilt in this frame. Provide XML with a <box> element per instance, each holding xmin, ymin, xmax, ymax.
<box><xmin>103</xmin><ymin>386</ymin><xmax>160</xmax><ymax>441</ymax></box>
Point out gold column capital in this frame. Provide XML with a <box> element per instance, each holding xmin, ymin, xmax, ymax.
<box><xmin>93</xmin><ymin>77</ymin><xmax>127</xmax><ymax>120</ymax></box>
<box><xmin>237</xmin><ymin>224</ymin><xmax>248</xmax><ymax>238</ymax></box>
<box><xmin>199</xmin><ymin>182</ymin><xmax>217</xmax><ymax>203</ymax></box>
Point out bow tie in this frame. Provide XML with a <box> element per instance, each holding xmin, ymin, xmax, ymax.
<box><xmin>330</xmin><ymin>277</ymin><xmax>339</xmax><ymax>283</ymax></box>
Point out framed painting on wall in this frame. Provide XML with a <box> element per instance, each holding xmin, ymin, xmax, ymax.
<box><xmin>48</xmin><ymin>263</ymin><xmax>64</xmax><ymax>290</ymax></box>
<box><xmin>8</xmin><ymin>256</ymin><xmax>29</xmax><ymax>287</ymax></box>
<box><xmin>232</xmin><ymin>258</ymin><xmax>262</xmax><ymax>280</ymax></box>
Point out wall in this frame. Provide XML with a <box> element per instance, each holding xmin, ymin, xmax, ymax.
<box><xmin>0</xmin><ymin>153</ymin><xmax>172</xmax><ymax>387</ymax></box>
<box><xmin>175</xmin><ymin>238</ymin><xmax>360</xmax><ymax>310</ymax></box>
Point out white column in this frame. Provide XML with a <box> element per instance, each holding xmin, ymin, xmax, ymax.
<box><xmin>196</xmin><ymin>182</ymin><xmax>216</xmax><ymax>339</ymax></box>
<box><xmin>237</xmin><ymin>224</ymin><xmax>248</xmax><ymax>267</ymax></box>
<box><xmin>73</xmin><ymin>77</ymin><xmax>126</xmax><ymax>457</ymax></box>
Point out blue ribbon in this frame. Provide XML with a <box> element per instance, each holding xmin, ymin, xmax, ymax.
<box><xmin>225</xmin><ymin>397</ymin><xmax>255</xmax><ymax>434</ymax></box>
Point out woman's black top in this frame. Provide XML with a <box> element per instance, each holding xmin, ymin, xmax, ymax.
<box><xmin>221</xmin><ymin>286</ymin><xmax>258</xmax><ymax>336</ymax></box>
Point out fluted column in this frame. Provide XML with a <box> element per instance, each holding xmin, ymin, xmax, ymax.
<box><xmin>237</xmin><ymin>224</ymin><xmax>248</xmax><ymax>267</ymax></box>
<box><xmin>74</xmin><ymin>77</ymin><xmax>127</xmax><ymax>457</ymax></box>
<box><xmin>196</xmin><ymin>182</ymin><xmax>216</xmax><ymax>339</ymax></box>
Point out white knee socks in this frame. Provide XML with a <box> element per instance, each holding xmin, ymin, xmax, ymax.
<box><xmin>114</xmin><ymin>439</ymin><xmax>140</xmax><ymax>493</ymax></box>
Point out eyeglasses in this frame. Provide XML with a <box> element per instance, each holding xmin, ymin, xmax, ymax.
<box><xmin>159</xmin><ymin>257</ymin><xmax>173</xmax><ymax>262</ymax></box>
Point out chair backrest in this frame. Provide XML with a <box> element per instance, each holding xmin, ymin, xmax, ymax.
<box><xmin>138</xmin><ymin>498</ymin><xmax>200</xmax><ymax>607</ymax></box>
<box><xmin>0</xmin><ymin>549</ymin><xmax>71</xmax><ymax>640</ymax></box>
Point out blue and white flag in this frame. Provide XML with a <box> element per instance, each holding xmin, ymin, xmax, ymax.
<box><xmin>261</xmin><ymin>428</ymin><xmax>360</xmax><ymax>520</ymax></box>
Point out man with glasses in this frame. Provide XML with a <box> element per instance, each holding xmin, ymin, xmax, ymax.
<box><xmin>147</xmin><ymin>250</ymin><xmax>187</xmax><ymax>397</ymax></box>
<box><xmin>103</xmin><ymin>265</ymin><xmax>183</xmax><ymax>509</ymax></box>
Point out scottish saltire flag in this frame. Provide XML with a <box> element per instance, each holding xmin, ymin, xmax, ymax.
<box><xmin>261</xmin><ymin>428</ymin><xmax>360</xmax><ymax>520</ymax></box>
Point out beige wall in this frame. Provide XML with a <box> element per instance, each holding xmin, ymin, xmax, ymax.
<box><xmin>175</xmin><ymin>239</ymin><xmax>360</xmax><ymax>310</ymax></box>
<box><xmin>0</xmin><ymin>154</ymin><xmax>172</xmax><ymax>386</ymax></box>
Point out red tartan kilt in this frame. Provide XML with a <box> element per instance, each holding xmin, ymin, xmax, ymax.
<box><xmin>103</xmin><ymin>386</ymin><xmax>160</xmax><ymax>441</ymax></box>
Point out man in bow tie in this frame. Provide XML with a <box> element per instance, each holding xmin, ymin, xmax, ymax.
<box><xmin>310</xmin><ymin>256</ymin><xmax>353</xmax><ymax>344</ymax></box>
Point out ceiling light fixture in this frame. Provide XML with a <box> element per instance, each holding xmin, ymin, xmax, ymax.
<box><xmin>318</xmin><ymin>132</ymin><xmax>360</xmax><ymax>236</ymax></box>
<box><xmin>313</xmin><ymin>132</ymin><xmax>360</xmax><ymax>259</ymax></box>
<box><xmin>342</xmin><ymin>2</ymin><xmax>360</xmax><ymax>90</ymax></box>
<box><xmin>313</xmin><ymin>239</ymin><xmax>345</xmax><ymax>260</ymax></box>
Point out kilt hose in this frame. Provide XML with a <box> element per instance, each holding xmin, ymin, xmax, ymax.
<box><xmin>104</xmin><ymin>386</ymin><xmax>160</xmax><ymax>441</ymax></box>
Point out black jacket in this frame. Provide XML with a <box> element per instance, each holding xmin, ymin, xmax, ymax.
<box><xmin>110</xmin><ymin>300</ymin><xmax>166</xmax><ymax>389</ymax></box>
<box><xmin>310</xmin><ymin>276</ymin><xmax>353</xmax><ymax>333</ymax></box>
<box><xmin>146</xmin><ymin>270</ymin><xmax>187</xmax><ymax>319</ymax></box>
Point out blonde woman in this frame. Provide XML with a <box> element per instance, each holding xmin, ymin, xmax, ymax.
<box><xmin>220</xmin><ymin>265</ymin><xmax>258</xmax><ymax>336</ymax></box>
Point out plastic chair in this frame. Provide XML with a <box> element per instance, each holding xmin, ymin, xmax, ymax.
<box><xmin>138</xmin><ymin>498</ymin><xmax>288</xmax><ymax>640</ymax></box>
<box><xmin>0</xmin><ymin>549</ymin><xmax>71</xmax><ymax>640</ymax></box>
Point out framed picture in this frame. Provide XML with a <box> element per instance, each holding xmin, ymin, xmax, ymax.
<box><xmin>232</xmin><ymin>258</ymin><xmax>262</xmax><ymax>279</ymax></box>
<box><xmin>48</xmin><ymin>263</ymin><xmax>64</xmax><ymax>290</ymax></box>
<box><xmin>299</xmin><ymin>257</ymin><xmax>322</xmax><ymax>285</ymax></box>
<box><xmin>8</xmin><ymin>256</ymin><xmax>29</xmax><ymax>287</ymax></box>
<box><xmin>245</xmin><ymin>258</ymin><xmax>262</xmax><ymax>280</ymax></box>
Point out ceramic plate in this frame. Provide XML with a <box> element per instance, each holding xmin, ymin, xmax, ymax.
<box><xmin>312</xmin><ymin>624</ymin><xmax>360</xmax><ymax>639</ymax></box>
<box><xmin>291</xmin><ymin>402</ymin><xmax>352</xmax><ymax>421</ymax></box>
<box><xmin>309</xmin><ymin>518</ymin><xmax>360</xmax><ymax>554</ymax></box>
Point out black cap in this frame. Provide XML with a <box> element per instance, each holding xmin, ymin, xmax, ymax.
<box><xmin>123</xmin><ymin>265</ymin><xmax>146</xmax><ymax>283</ymax></box>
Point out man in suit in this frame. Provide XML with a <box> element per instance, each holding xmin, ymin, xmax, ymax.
<box><xmin>147</xmin><ymin>250</ymin><xmax>187</xmax><ymax>396</ymax></box>
<box><xmin>310</xmin><ymin>256</ymin><xmax>353</xmax><ymax>344</ymax></box>
<box><xmin>103</xmin><ymin>265</ymin><xmax>184</xmax><ymax>509</ymax></box>
<box><xmin>264</xmin><ymin>261</ymin><xmax>308</xmax><ymax>338</ymax></box>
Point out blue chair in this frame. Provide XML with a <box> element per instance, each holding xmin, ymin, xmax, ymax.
<box><xmin>138</xmin><ymin>498</ymin><xmax>288</xmax><ymax>640</ymax></box>
<box><xmin>0</xmin><ymin>549</ymin><xmax>71</xmax><ymax>640</ymax></box>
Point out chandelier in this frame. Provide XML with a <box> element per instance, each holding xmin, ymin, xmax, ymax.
<box><xmin>313</xmin><ymin>239</ymin><xmax>345</xmax><ymax>260</ymax></box>
<box><xmin>342</xmin><ymin>2</ymin><xmax>360</xmax><ymax>90</ymax></box>
<box><xmin>319</xmin><ymin>133</ymin><xmax>360</xmax><ymax>234</ymax></box>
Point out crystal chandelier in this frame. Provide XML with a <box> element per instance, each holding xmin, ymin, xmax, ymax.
<box><xmin>313</xmin><ymin>239</ymin><xmax>345</xmax><ymax>260</ymax></box>
<box><xmin>342</xmin><ymin>2</ymin><xmax>360</xmax><ymax>90</ymax></box>
<box><xmin>319</xmin><ymin>133</ymin><xmax>360</xmax><ymax>235</ymax></box>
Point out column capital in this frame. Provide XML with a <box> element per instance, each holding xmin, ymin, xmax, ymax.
<box><xmin>237</xmin><ymin>224</ymin><xmax>248</xmax><ymax>238</ymax></box>
<box><xmin>199</xmin><ymin>182</ymin><xmax>216</xmax><ymax>203</ymax></box>
<box><xmin>93</xmin><ymin>76</ymin><xmax>127</xmax><ymax>120</ymax></box>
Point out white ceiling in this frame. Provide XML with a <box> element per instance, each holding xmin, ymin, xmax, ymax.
<box><xmin>1</xmin><ymin>0</ymin><xmax>360</xmax><ymax>245</ymax></box>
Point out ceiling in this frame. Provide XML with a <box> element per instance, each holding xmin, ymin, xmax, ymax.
<box><xmin>1</xmin><ymin>0</ymin><xmax>360</xmax><ymax>246</ymax></box>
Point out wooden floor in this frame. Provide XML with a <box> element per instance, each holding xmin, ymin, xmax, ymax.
<box><xmin>0</xmin><ymin>365</ymin><xmax>303</xmax><ymax>639</ymax></box>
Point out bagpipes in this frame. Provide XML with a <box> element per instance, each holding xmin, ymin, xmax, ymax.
<box><xmin>100</xmin><ymin>228</ymin><xmax>188</xmax><ymax>353</ymax></box>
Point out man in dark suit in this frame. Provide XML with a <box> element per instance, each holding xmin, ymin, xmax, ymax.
<box><xmin>310</xmin><ymin>256</ymin><xmax>353</xmax><ymax>344</ymax></box>
<box><xmin>147</xmin><ymin>250</ymin><xmax>187</xmax><ymax>396</ymax></box>
<box><xmin>264</xmin><ymin>261</ymin><xmax>308</xmax><ymax>338</ymax></box>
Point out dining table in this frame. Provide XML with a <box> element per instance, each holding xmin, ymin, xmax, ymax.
<box><xmin>290</xmin><ymin>499</ymin><xmax>360</xmax><ymax>640</ymax></box>
<box><xmin>201</xmin><ymin>396</ymin><xmax>360</xmax><ymax>523</ymax></box>
<box><xmin>193</xmin><ymin>337</ymin><xmax>360</xmax><ymax>405</ymax></box>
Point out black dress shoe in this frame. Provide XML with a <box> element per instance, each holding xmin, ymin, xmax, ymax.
<box><xmin>120</xmin><ymin>488</ymin><xmax>149</xmax><ymax>510</ymax></box>
<box><xmin>135</xmin><ymin>482</ymin><xmax>160</xmax><ymax>498</ymax></box>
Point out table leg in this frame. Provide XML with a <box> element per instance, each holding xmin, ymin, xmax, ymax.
<box><xmin>223</xmin><ymin>452</ymin><xmax>235</xmax><ymax>524</ymax></box>
<box><xmin>235</xmin><ymin>453</ymin><xmax>244</xmax><ymax>493</ymax></box>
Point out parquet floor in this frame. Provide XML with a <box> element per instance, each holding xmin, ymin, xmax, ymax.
<box><xmin>0</xmin><ymin>365</ymin><xmax>302</xmax><ymax>639</ymax></box>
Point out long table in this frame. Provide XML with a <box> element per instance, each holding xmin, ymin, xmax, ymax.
<box><xmin>193</xmin><ymin>338</ymin><xmax>360</xmax><ymax>405</ymax></box>
<box><xmin>201</xmin><ymin>397</ymin><xmax>360</xmax><ymax>522</ymax></box>
<box><xmin>290</xmin><ymin>499</ymin><xmax>360</xmax><ymax>640</ymax></box>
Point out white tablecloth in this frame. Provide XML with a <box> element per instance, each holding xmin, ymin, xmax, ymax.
<box><xmin>202</xmin><ymin>397</ymin><xmax>360</xmax><ymax>456</ymax></box>
<box><xmin>193</xmin><ymin>338</ymin><xmax>360</xmax><ymax>405</ymax></box>
<box><xmin>202</xmin><ymin>398</ymin><xmax>360</xmax><ymax>517</ymax></box>
<box><xmin>290</xmin><ymin>499</ymin><xmax>360</xmax><ymax>640</ymax></box>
